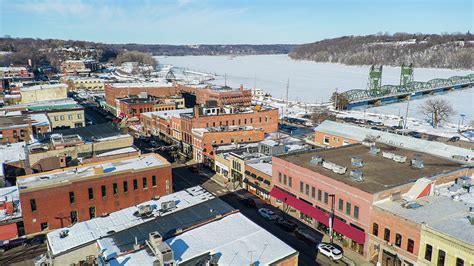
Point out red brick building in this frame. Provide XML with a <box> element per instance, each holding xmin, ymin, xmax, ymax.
<box><xmin>116</xmin><ymin>97</ymin><xmax>176</xmax><ymax>119</ymax></box>
<box><xmin>0</xmin><ymin>115</ymin><xmax>33</xmax><ymax>144</ymax></box>
<box><xmin>18</xmin><ymin>154</ymin><xmax>172</xmax><ymax>234</ymax></box>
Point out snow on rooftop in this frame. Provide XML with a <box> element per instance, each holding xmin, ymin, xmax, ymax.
<box><xmin>0</xmin><ymin>186</ymin><xmax>21</xmax><ymax>222</ymax></box>
<box><xmin>165</xmin><ymin>212</ymin><xmax>297</xmax><ymax>265</ymax></box>
<box><xmin>246</xmin><ymin>160</ymin><xmax>272</xmax><ymax>176</ymax></box>
<box><xmin>17</xmin><ymin>154</ymin><xmax>167</xmax><ymax>190</ymax></box>
<box><xmin>315</xmin><ymin>120</ymin><xmax>474</xmax><ymax>163</ymax></box>
<box><xmin>30</xmin><ymin>113</ymin><xmax>50</xmax><ymax>127</ymax></box>
<box><xmin>47</xmin><ymin>186</ymin><xmax>214</xmax><ymax>256</ymax></box>
<box><xmin>0</xmin><ymin>142</ymin><xmax>27</xmax><ymax>177</ymax></box>
<box><xmin>20</xmin><ymin>83</ymin><xmax>67</xmax><ymax>92</ymax></box>
<box><xmin>111</xmin><ymin>82</ymin><xmax>172</xmax><ymax>88</ymax></box>
<box><xmin>96</xmin><ymin>147</ymin><xmax>138</xmax><ymax>157</ymax></box>
<box><xmin>376</xmin><ymin>182</ymin><xmax>474</xmax><ymax>245</ymax></box>
<box><xmin>142</xmin><ymin>108</ymin><xmax>193</xmax><ymax>119</ymax></box>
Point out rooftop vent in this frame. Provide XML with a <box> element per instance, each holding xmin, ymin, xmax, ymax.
<box><xmin>392</xmin><ymin>154</ymin><xmax>407</xmax><ymax>163</ymax></box>
<box><xmin>382</xmin><ymin>151</ymin><xmax>395</xmax><ymax>159</ymax></box>
<box><xmin>161</xmin><ymin>200</ymin><xmax>176</xmax><ymax>212</ymax></box>
<box><xmin>468</xmin><ymin>207</ymin><xmax>474</xmax><ymax>225</ymax></box>
<box><xmin>59</xmin><ymin>229</ymin><xmax>69</xmax><ymax>238</ymax></box>
<box><xmin>456</xmin><ymin>176</ymin><xmax>472</xmax><ymax>188</ymax></box>
<box><xmin>310</xmin><ymin>156</ymin><xmax>323</xmax><ymax>165</ymax></box>
<box><xmin>137</xmin><ymin>204</ymin><xmax>153</xmax><ymax>217</ymax></box>
<box><xmin>411</xmin><ymin>158</ymin><xmax>424</xmax><ymax>169</ymax></box>
<box><xmin>322</xmin><ymin>161</ymin><xmax>347</xmax><ymax>174</ymax></box>
<box><xmin>351</xmin><ymin>156</ymin><xmax>363</xmax><ymax>167</ymax></box>
<box><xmin>147</xmin><ymin>231</ymin><xmax>174</xmax><ymax>265</ymax></box>
<box><xmin>368</xmin><ymin>146</ymin><xmax>380</xmax><ymax>156</ymax></box>
<box><xmin>350</xmin><ymin>169</ymin><xmax>364</xmax><ymax>182</ymax></box>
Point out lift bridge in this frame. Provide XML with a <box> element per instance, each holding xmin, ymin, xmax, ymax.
<box><xmin>340</xmin><ymin>64</ymin><xmax>474</xmax><ymax>109</ymax></box>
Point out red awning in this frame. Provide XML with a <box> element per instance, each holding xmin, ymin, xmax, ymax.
<box><xmin>270</xmin><ymin>186</ymin><xmax>366</xmax><ymax>244</ymax></box>
<box><xmin>0</xmin><ymin>223</ymin><xmax>18</xmax><ymax>241</ymax></box>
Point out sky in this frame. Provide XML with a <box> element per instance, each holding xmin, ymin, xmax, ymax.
<box><xmin>1</xmin><ymin>0</ymin><xmax>472</xmax><ymax>44</ymax></box>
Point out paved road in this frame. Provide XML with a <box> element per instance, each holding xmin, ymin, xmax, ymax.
<box><xmin>0</xmin><ymin>243</ymin><xmax>46</xmax><ymax>265</ymax></box>
<box><xmin>172</xmin><ymin>165</ymin><xmax>345</xmax><ymax>266</ymax></box>
<box><xmin>81</xmin><ymin>102</ymin><xmax>111</xmax><ymax>125</ymax></box>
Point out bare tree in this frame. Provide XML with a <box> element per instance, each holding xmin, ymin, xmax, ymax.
<box><xmin>419</xmin><ymin>98</ymin><xmax>455</xmax><ymax>128</ymax></box>
<box><xmin>331</xmin><ymin>92</ymin><xmax>349</xmax><ymax>110</ymax></box>
<box><xmin>311</xmin><ymin>107</ymin><xmax>336</xmax><ymax>124</ymax></box>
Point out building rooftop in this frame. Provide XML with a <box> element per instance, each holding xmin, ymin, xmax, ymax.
<box><xmin>141</xmin><ymin>108</ymin><xmax>193</xmax><ymax>120</ymax></box>
<box><xmin>0</xmin><ymin>186</ymin><xmax>21</xmax><ymax>222</ymax></box>
<box><xmin>0</xmin><ymin>115</ymin><xmax>30</xmax><ymax>129</ymax></box>
<box><xmin>278</xmin><ymin>143</ymin><xmax>465</xmax><ymax>194</ymax></box>
<box><xmin>108</xmin><ymin>212</ymin><xmax>297</xmax><ymax>265</ymax></box>
<box><xmin>30</xmin><ymin>113</ymin><xmax>50</xmax><ymax>127</ymax></box>
<box><xmin>192</xmin><ymin>125</ymin><xmax>259</xmax><ymax>136</ymax></box>
<box><xmin>47</xmin><ymin>186</ymin><xmax>215</xmax><ymax>256</ymax></box>
<box><xmin>17</xmin><ymin>154</ymin><xmax>169</xmax><ymax>191</ymax></box>
<box><xmin>375</xmin><ymin>182</ymin><xmax>474</xmax><ymax>245</ymax></box>
<box><xmin>0</xmin><ymin>142</ymin><xmax>27</xmax><ymax>177</ymax></box>
<box><xmin>110</xmin><ymin>82</ymin><xmax>173</xmax><ymax>88</ymax></box>
<box><xmin>20</xmin><ymin>83</ymin><xmax>67</xmax><ymax>92</ymax></box>
<box><xmin>315</xmin><ymin>120</ymin><xmax>474</xmax><ymax>164</ymax></box>
<box><xmin>41</xmin><ymin>123</ymin><xmax>123</xmax><ymax>142</ymax></box>
<box><xmin>0</xmin><ymin>99</ymin><xmax>78</xmax><ymax>112</ymax></box>
<box><xmin>246</xmin><ymin>160</ymin><xmax>273</xmax><ymax>176</ymax></box>
<box><xmin>27</xmin><ymin>103</ymin><xmax>83</xmax><ymax>112</ymax></box>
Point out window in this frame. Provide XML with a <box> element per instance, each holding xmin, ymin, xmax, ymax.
<box><xmin>372</xmin><ymin>223</ymin><xmax>379</xmax><ymax>236</ymax></box>
<box><xmin>152</xmin><ymin>176</ymin><xmax>157</xmax><ymax>187</ymax></box>
<box><xmin>166</xmin><ymin>179</ymin><xmax>170</xmax><ymax>193</ymax></box>
<box><xmin>338</xmin><ymin>199</ymin><xmax>344</xmax><ymax>211</ymax></box>
<box><xmin>143</xmin><ymin>177</ymin><xmax>148</xmax><ymax>189</ymax></box>
<box><xmin>60</xmin><ymin>115</ymin><xmax>64</xmax><ymax>121</ymax></box>
<box><xmin>88</xmin><ymin>188</ymin><xmax>94</xmax><ymax>200</ymax></box>
<box><xmin>317</xmin><ymin>189</ymin><xmax>322</xmax><ymax>201</ymax></box>
<box><xmin>54</xmin><ymin>116</ymin><xmax>58</xmax><ymax>121</ymax></box>
<box><xmin>424</xmin><ymin>244</ymin><xmax>433</xmax><ymax>261</ymax></box>
<box><xmin>123</xmin><ymin>181</ymin><xmax>128</xmax><ymax>192</ymax></box>
<box><xmin>77</xmin><ymin>114</ymin><xmax>82</xmax><ymax>119</ymax></box>
<box><xmin>305</xmin><ymin>184</ymin><xmax>310</xmax><ymax>195</ymax></box>
<box><xmin>259</xmin><ymin>117</ymin><xmax>262</xmax><ymax>123</ymax></box>
<box><xmin>288</xmin><ymin>176</ymin><xmax>292</xmax><ymax>187</ymax></box>
<box><xmin>69</xmin><ymin>191</ymin><xmax>75</xmax><ymax>204</ymax></box>
<box><xmin>407</xmin><ymin>239</ymin><xmax>414</xmax><ymax>253</ymax></box>
<box><xmin>456</xmin><ymin>258</ymin><xmax>464</xmax><ymax>266</ymax></box>
<box><xmin>89</xmin><ymin>206</ymin><xmax>96</xmax><ymax>219</ymax></box>
<box><xmin>384</xmin><ymin>228</ymin><xmax>390</xmax><ymax>242</ymax></box>
<box><xmin>346</xmin><ymin>202</ymin><xmax>351</xmax><ymax>215</ymax></box>
<box><xmin>395</xmin><ymin>233</ymin><xmax>402</xmax><ymax>247</ymax></box>
<box><xmin>324</xmin><ymin>192</ymin><xmax>328</xmax><ymax>204</ymax></box>
<box><xmin>300</xmin><ymin>181</ymin><xmax>303</xmax><ymax>193</ymax></box>
<box><xmin>278</xmin><ymin>172</ymin><xmax>282</xmax><ymax>183</ymax></box>
<box><xmin>354</xmin><ymin>206</ymin><xmax>359</xmax><ymax>219</ymax></box>
<box><xmin>40</xmin><ymin>222</ymin><xmax>48</xmax><ymax>231</ymax></box>
<box><xmin>113</xmin><ymin>183</ymin><xmax>118</xmax><ymax>195</ymax></box>
<box><xmin>101</xmin><ymin>185</ymin><xmax>106</xmax><ymax>197</ymax></box>
<box><xmin>30</xmin><ymin>199</ymin><xmax>37</xmax><ymax>212</ymax></box>
<box><xmin>71</xmin><ymin>211</ymin><xmax>78</xmax><ymax>224</ymax></box>
<box><xmin>323</xmin><ymin>136</ymin><xmax>330</xmax><ymax>144</ymax></box>
<box><xmin>437</xmin><ymin>249</ymin><xmax>445</xmax><ymax>266</ymax></box>
<box><xmin>68</xmin><ymin>114</ymin><xmax>73</xmax><ymax>120</ymax></box>
<box><xmin>311</xmin><ymin>187</ymin><xmax>316</xmax><ymax>198</ymax></box>
<box><xmin>133</xmin><ymin>179</ymin><xmax>138</xmax><ymax>190</ymax></box>
<box><xmin>283</xmin><ymin>174</ymin><xmax>287</xmax><ymax>185</ymax></box>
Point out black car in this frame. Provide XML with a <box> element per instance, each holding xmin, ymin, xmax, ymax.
<box><xmin>0</xmin><ymin>237</ymin><xmax>27</xmax><ymax>252</ymax></box>
<box><xmin>241</xmin><ymin>198</ymin><xmax>256</xmax><ymax>208</ymax></box>
<box><xmin>448</xmin><ymin>136</ymin><xmax>460</xmax><ymax>142</ymax></box>
<box><xmin>23</xmin><ymin>234</ymin><xmax>46</xmax><ymax>247</ymax></box>
<box><xmin>277</xmin><ymin>219</ymin><xmax>298</xmax><ymax>232</ymax></box>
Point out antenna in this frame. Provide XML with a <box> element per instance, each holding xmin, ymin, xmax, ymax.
<box><xmin>285</xmin><ymin>78</ymin><xmax>290</xmax><ymax>118</ymax></box>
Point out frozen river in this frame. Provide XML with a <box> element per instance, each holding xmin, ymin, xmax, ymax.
<box><xmin>156</xmin><ymin>54</ymin><xmax>473</xmax><ymax>122</ymax></box>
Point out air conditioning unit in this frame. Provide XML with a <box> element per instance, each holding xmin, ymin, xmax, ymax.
<box><xmin>138</xmin><ymin>204</ymin><xmax>153</xmax><ymax>216</ymax></box>
<box><xmin>322</xmin><ymin>161</ymin><xmax>335</xmax><ymax>170</ymax></box>
<box><xmin>310</xmin><ymin>156</ymin><xmax>323</xmax><ymax>165</ymax></box>
<box><xmin>392</xmin><ymin>154</ymin><xmax>407</xmax><ymax>163</ymax></box>
<box><xmin>332</xmin><ymin>165</ymin><xmax>347</xmax><ymax>175</ymax></box>
<box><xmin>161</xmin><ymin>200</ymin><xmax>176</xmax><ymax>212</ymax></box>
<box><xmin>382</xmin><ymin>151</ymin><xmax>395</xmax><ymax>159</ymax></box>
<box><xmin>411</xmin><ymin>158</ymin><xmax>424</xmax><ymax>169</ymax></box>
<box><xmin>456</xmin><ymin>176</ymin><xmax>472</xmax><ymax>188</ymax></box>
<box><xmin>351</xmin><ymin>156</ymin><xmax>363</xmax><ymax>167</ymax></box>
<box><xmin>368</xmin><ymin>146</ymin><xmax>380</xmax><ymax>156</ymax></box>
<box><xmin>350</xmin><ymin>169</ymin><xmax>363</xmax><ymax>182</ymax></box>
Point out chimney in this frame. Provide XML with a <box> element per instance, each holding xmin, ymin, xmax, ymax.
<box><xmin>194</xmin><ymin>104</ymin><xmax>200</xmax><ymax>118</ymax></box>
<box><xmin>240</xmin><ymin>84</ymin><xmax>244</xmax><ymax>91</ymax></box>
<box><xmin>93</xmin><ymin>166</ymin><xmax>104</xmax><ymax>175</ymax></box>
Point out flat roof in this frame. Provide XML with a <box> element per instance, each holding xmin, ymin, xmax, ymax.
<box><xmin>375</xmin><ymin>184</ymin><xmax>474</xmax><ymax>245</ymax></box>
<box><xmin>246</xmin><ymin>160</ymin><xmax>273</xmax><ymax>176</ymax></box>
<box><xmin>110</xmin><ymin>82</ymin><xmax>172</xmax><ymax>88</ymax></box>
<box><xmin>27</xmin><ymin>103</ymin><xmax>83</xmax><ymax>112</ymax></box>
<box><xmin>20</xmin><ymin>83</ymin><xmax>67</xmax><ymax>92</ymax></box>
<box><xmin>141</xmin><ymin>108</ymin><xmax>193</xmax><ymax>120</ymax></box>
<box><xmin>17</xmin><ymin>154</ymin><xmax>169</xmax><ymax>191</ymax></box>
<box><xmin>0</xmin><ymin>115</ymin><xmax>30</xmax><ymax>129</ymax></box>
<box><xmin>0</xmin><ymin>186</ymin><xmax>21</xmax><ymax>222</ymax></box>
<box><xmin>109</xmin><ymin>212</ymin><xmax>297</xmax><ymax>265</ymax></box>
<box><xmin>0</xmin><ymin>142</ymin><xmax>27</xmax><ymax>177</ymax></box>
<box><xmin>47</xmin><ymin>186</ymin><xmax>215</xmax><ymax>256</ymax></box>
<box><xmin>315</xmin><ymin>120</ymin><xmax>474</xmax><ymax>163</ymax></box>
<box><xmin>41</xmin><ymin>123</ymin><xmax>123</xmax><ymax>142</ymax></box>
<box><xmin>278</xmin><ymin>144</ymin><xmax>464</xmax><ymax>194</ymax></box>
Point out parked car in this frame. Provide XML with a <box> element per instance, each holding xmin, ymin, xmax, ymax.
<box><xmin>24</xmin><ymin>234</ymin><xmax>46</xmax><ymax>247</ymax></box>
<box><xmin>241</xmin><ymin>198</ymin><xmax>256</xmax><ymax>208</ymax></box>
<box><xmin>447</xmin><ymin>136</ymin><xmax>460</xmax><ymax>142</ymax></box>
<box><xmin>0</xmin><ymin>237</ymin><xmax>27</xmax><ymax>252</ymax></box>
<box><xmin>150</xmin><ymin>140</ymin><xmax>158</xmax><ymax>147</ymax></box>
<box><xmin>317</xmin><ymin>242</ymin><xmax>343</xmax><ymax>261</ymax></box>
<box><xmin>295</xmin><ymin>228</ymin><xmax>319</xmax><ymax>244</ymax></box>
<box><xmin>276</xmin><ymin>219</ymin><xmax>298</xmax><ymax>232</ymax></box>
<box><xmin>189</xmin><ymin>166</ymin><xmax>199</xmax><ymax>173</ymax></box>
<box><xmin>258</xmin><ymin>208</ymin><xmax>277</xmax><ymax>220</ymax></box>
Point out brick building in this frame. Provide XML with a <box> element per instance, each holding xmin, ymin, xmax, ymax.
<box><xmin>18</xmin><ymin>154</ymin><xmax>172</xmax><ymax>234</ymax></box>
<box><xmin>269</xmin><ymin>143</ymin><xmax>469</xmax><ymax>259</ymax></box>
<box><xmin>0</xmin><ymin>115</ymin><xmax>33</xmax><ymax>144</ymax></box>
<box><xmin>116</xmin><ymin>97</ymin><xmax>177</xmax><ymax>119</ymax></box>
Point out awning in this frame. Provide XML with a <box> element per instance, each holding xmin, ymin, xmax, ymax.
<box><xmin>245</xmin><ymin>180</ymin><xmax>269</xmax><ymax>194</ymax></box>
<box><xmin>269</xmin><ymin>186</ymin><xmax>366</xmax><ymax>244</ymax></box>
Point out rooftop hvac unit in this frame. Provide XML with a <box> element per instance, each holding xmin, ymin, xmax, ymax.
<box><xmin>138</xmin><ymin>204</ymin><xmax>153</xmax><ymax>217</ymax></box>
<box><xmin>310</xmin><ymin>155</ymin><xmax>323</xmax><ymax>165</ymax></box>
<box><xmin>456</xmin><ymin>176</ymin><xmax>472</xmax><ymax>188</ymax></box>
<box><xmin>322</xmin><ymin>161</ymin><xmax>336</xmax><ymax>170</ymax></box>
<box><xmin>332</xmin><ymin>165</ymin><xmax>347</xmax><ymax>175</ymax></box>
<box><xmin>351</xmin><ymin>156</ymin><xmax>363</xmax><ymax>167</ymax></box>
<box><xmin>350</xmin><ymin>169</ymin><xmax>363</xmax><ymax>182</ymax></box>
<box><xmin>147</xmin><ymin>231</ymin><xmax>175</xmax><ymax>265</ymax></box>
<box><xmin>369</xmin><ymin>146</ymin><xmax>380</xmax><ymax>156</ymax></box>
<box><xmin>411</xmin><ymin>158</ymin><xmax>424</xmax><ymax>169</ymax></box>
<box><xmin>392</xmin><ymin>154</ymin><xmax>407</xmax><ymax>163</ymax></box>
<box><xmin>382</xmin><ymin>151</ymin><xmax>395</xmax><ymax>159</ymax></box>
<box><xmin>161</xmin><ymin>200</ymin><xmax>176</xmax><ymax>212</ymax></box>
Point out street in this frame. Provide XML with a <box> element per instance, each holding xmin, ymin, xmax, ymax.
<box><xmin>172</xmin><ymin>164</ymin><xmax>347</xmax><ymax>266</ymax></box>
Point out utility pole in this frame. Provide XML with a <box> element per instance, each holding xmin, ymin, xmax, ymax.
<box><xmin>404</xmin><ymin>93</ymin><xmax>414</xmax><ymax>133</ymax></box>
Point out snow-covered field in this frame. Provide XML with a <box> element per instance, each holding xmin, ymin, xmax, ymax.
<box><xmin>156</xmin><ymin>55</ymin><xmax>473</xmax><ymax>122</ymax></box>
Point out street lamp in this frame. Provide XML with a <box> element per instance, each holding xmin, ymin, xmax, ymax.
<box><xmin>403</xmin><ymin>93</ymin><xmax>416</xmax><ymax>134</ymax></box>
<box><xmin>328</xmin><ymin>194</ymin><xmax>335</xmax><ymax>244</ymax></box>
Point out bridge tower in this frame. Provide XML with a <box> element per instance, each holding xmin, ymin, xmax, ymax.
<box><xmin>400</xmin><ymin>63</ymin><xmax>414</xmax><ymax>86</ymax></box>
<box><xmin>366</xmin><ymin>65</ymin><xmax>383</xmax><ymax>93</ymax></box>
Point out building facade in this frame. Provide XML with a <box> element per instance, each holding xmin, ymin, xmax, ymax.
<box><xmin>18</xmin><ymin>154</ymin><xmax>172</xmax><ymax>234</ymax></box>
<box><xmin>20</xmin><ymin>84</ymin><xmax>68</xmax><ymax>104</ymax></box>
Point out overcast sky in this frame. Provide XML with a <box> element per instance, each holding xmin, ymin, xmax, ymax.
<box><xmin>1</xmin><ymin>0</ymin><xmax>472</xmax><ymax>44</ymax></box>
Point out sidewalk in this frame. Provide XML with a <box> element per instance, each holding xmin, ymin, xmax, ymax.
<box><xmin>321</xmin><ymin>235</ymin><xmax>373</xmax><ymax>266</ymax></box>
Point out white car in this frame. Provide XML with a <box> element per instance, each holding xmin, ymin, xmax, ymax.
<box><xmin>258</xmin><ymin>208</ymin><xmax>277</xmax><ymax>220</ymax></box>
<box><xmin>317</xmin><ymin>242</ymin><xmax>343</xmax><ymax>261</ymax></box>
